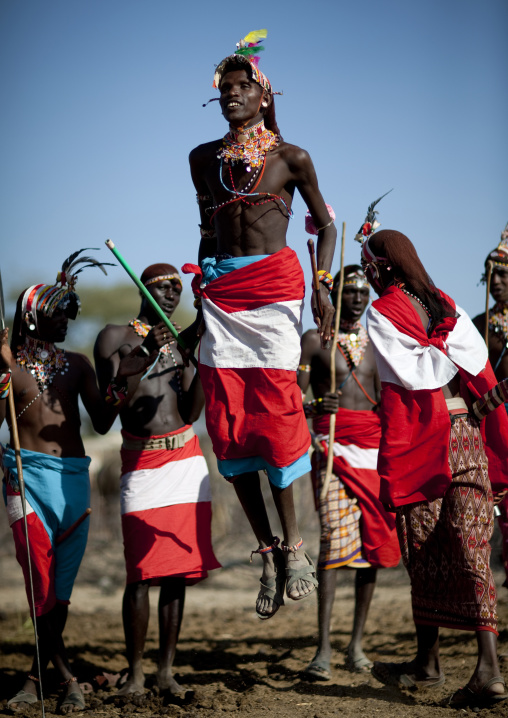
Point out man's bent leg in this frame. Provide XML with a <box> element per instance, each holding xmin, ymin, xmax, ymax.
<box><xmin>118</xmin><ymin>581</ymin><xmax>150</xmax><ymax>695</ymax></box>
<box><xmin>157</xmin><ymin>577</ymin><xmax>186</xmax><ymax>695</ymax></box>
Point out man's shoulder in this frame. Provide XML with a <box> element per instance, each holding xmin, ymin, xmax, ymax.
<box><xmin>95</xmin><ymin>323</ymin><xmax>136</xmax><ymax>354</ymax></box>
<box><xmin>189</xmin><ymin>140</ymin><xmax>222</xmax><ymax>163</ymax></box>
<box><xmin>276</xmin><ymin>140</ymin><xmax>311</xmax><ymax>167</ymax></box>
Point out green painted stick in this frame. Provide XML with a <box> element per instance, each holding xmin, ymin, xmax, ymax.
<box><xmin>105</xmin><ymin>239</ymin><xmax>198</xmax><ymax>368</ymax></box>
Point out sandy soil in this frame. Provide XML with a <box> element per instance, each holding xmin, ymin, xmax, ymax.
<box><xmin>1</xmin><ymin>531</ymin><xmax>508</xmax><ymax>718</ymax></box>
<box><xmin>1</xmin><ymin>450</ymin><xmax>508</xmax><ymax>717</ymax></box>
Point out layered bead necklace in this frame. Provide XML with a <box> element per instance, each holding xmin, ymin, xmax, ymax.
<box><xmin>208</xmin><ymin>119</ymin><xmax>292</xmax><ymax>223</ymax></box>
<box><xmin>489</xmin><ymin>302</ymin><xmax>508</xmax><ymax>342</ymax></box>
<box><xmin>337</xmin><ymin>320</ymin><xmax>369</xmax><ymax>368</ymax></box>
<box><xmin>129</xmin><ymin>319</ymin><xmax>182</xmax><ymax>396</ymax></box>
<box><xmin>17</xmin><ymin>336</ymin><xmax>69</xmax><ymax>391</ymax></box>
<box><xmin>218</xmin><ymin>119</ymin><xmax>279</xmax><ymax>170</ymax></box>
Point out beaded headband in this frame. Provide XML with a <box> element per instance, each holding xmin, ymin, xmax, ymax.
<box><xmin>144</xmin><ymin>274</ymin><xmax>182</xmax><ymax>287</ymax></box>
<box><xmin>213</xmin><ymin>29</ymin><xmax>272</xmax><ymax>95</ymax></box>
<box><xmin>482</xmin><ymin>224</ymin><xmax>508</xmax><ymax>283</ymax></box>
<box><xmin>360</xmin><ymin>237</ymin><xmax>390</xmax><ymax>280</ymax></box>
<box><xmin>342</xmin><ymin>269</ymin><xmax>370</xmax><ymax>290</ymax></box>
<box><xmin>20</xmin><ymin>248</ymin><xmax>113</xmax><ymax>331</ymax></box>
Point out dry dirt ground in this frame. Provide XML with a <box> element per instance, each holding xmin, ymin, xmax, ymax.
<box><xmin>1</xmin><ymin>453</ymin><xmax>508</xmax><ymax>718</ymax></box>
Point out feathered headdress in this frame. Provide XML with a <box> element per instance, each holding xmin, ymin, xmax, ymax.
<box><xmin>481</xmin><ymin>222</ymin><xmax>508</xmax><ymax>283</ymax></box>
<box><xmin>213</xmin><ymin>29</ymin><xmax>273</xmax><ymax>94</ymax></box>
<box><xmin>353</xmin><ymin>190</ymin><xmax>393</xmax><ymax>244</ymax></box>
<box><xmin>19</xmin><ymin>248</ymin><xmax>114</xmax><ymax>330</ymax></box>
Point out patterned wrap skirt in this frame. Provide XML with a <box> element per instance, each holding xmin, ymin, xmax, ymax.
<box><xmin>396</xmin><ymin>413</ymin><xmax>497</xmax><ymax>633</ymax></box>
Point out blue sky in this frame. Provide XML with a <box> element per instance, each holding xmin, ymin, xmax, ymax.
<box><xmin>1</xmin><ymin>0</ymin><xmax>507</xmax><ymax>330</ymax></box>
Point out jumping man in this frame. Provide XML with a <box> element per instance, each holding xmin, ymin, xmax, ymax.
<box><xmin>180</xmin><ymin>30</ymin><xmax>336</xmax><ymax>619</ymax></box>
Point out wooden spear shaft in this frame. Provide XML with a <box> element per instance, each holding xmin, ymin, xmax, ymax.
<box><xmin>320</xmin><ymin>222</ymin><xmax>346</xmax><ymax>502</ymax></box>
<box><xmin>7</xmin><ymin>388</ymin><xmax>46</xmax><ymax>715</ymax></box>
<box><xmin>485</xmin><ymin>260</ymin><xmax>493</xmax><ymax>347</ymax></box>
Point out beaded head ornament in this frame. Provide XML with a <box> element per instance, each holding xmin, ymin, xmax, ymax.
<box><xmin>16</xmin><ymin>248</ymin><xmax>113</xmax><ymax>337</ymax></box>
<box><xmin>353</xmin><ymin>191</ymin><xmax>393</xmax><ymax>280</ymax></box>
<box><xmin>213</xmin><ymin>29</ymin><xmax>272</xmax><ymax>94</ymax></box>
<box><xmin>481</xmin><ymin>222</ymin><xmax>508</xmax><ymax>283</ymax></box>
<box><xmin>341</xmin><ymin>267</ymin><xmax>370</xmax><ymax>290</ymax></box>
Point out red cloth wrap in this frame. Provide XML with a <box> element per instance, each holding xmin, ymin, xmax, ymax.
<box><xmin>313</xmin><ymin>410</ymin><xmax>400</xmax><ymax>568</ymax></box>
<box><xmin>372</xmin><ymin>287</ymin><xmax>508</xmax><ymax>508</ymax></box>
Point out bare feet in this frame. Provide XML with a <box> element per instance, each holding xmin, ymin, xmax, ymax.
<box><xmin>115</xmin><ymin>671</ymin><xmax>145</xmax><ymax>697</ymax></box>
<box><xmin>7</xmin><ymin>676</ymin><xmax>38</xmax><ymax>712</ymax></box>
<box><xmin>284</xmin><ymin>550</ymin><xmax>318</xmax><ymax>601</ymax></box>
<box><xmin>156</xmin><ymin>670</ymin><xmax>186</xmax><ymax>697</ymax></box>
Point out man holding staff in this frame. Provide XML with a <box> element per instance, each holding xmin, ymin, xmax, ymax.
<box><xmin>472</xmin><ymin>226</ymin><xmax>508</xmax><ymax>593</ymax></box>
<box><xmin>180</xmin><ymin>30</ymin><xmax>336</xmax><ymax>619</ymax></box>
<box><xmin>298</xmin><ymin>266</ymin><xmax>399</xmax><ymax>681</ymax></box>
<box><xmin>0</xmin><ymin>252</ymin><xmax>120</xmax><ymax>713</ymax></box>
<box><xmin>94</xmin><ymin>263</ymin><xmax>220</xmax><ymax>698</ymax></box>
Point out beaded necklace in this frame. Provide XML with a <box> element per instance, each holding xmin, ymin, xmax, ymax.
<box><xmin>129</xmin><ymin>319</ymin><xmax>182</xmax><ymax>396</ymax></box>
<box><xmin>208</xmin><ymin>156</ymin><xmax>292</xmax><ymax>222</ymax></box>
<box><xmin>16</xmin><ymin>337</ymin><xmax>69</xmax><ymax>391</ymax></box>
<box><xmin>489</xmin><ymin>302</ymin><xmax>508</xmax><ymax>343</ymax></box>
<box><xmin>218</xmin><ymin>119</ymin><xmax>279</xmax><ymax>170</ymax></box>
<box><xmin>400</xmin><ymin>287</ymin><xmax>432</xmax><ymax>318</ymax></box>
<box><xmin>337</xmin><ymin>320</ymin><xmax>369</xmax><ymax>368</ymax></box>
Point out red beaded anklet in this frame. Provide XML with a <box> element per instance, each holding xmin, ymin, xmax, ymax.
<box><xmin>250</xmin><ymin>536</ymin><xmax>280</xmax><ymax>562</ymax></box>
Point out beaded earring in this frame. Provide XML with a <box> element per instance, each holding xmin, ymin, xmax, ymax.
<box><xmin>24</xmin><ymin>313</ymin><xmax>36</xmax><ymax>331</ymax></box>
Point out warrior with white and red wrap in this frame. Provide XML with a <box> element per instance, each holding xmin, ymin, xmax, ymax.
<box><xmin>297</xmin><ymin>265</ymin><xmax>399</xmax><ymax>681</ymax></box>
<box><xmin>359</xmin><ymin>227</ymin><xmax>508</xmax><ymax>704</ymax></box>
<box><xmin>94</xmin><ymin>263</ymin><xmax>220</xmax><ymax>698</ymax></box>
<box><xmin>180</xmin><ymin>30</ymin><xmax>337</xmax><ymax>621</ymax></box>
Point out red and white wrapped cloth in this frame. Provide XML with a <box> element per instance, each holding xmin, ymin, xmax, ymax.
<box><xmin>366</xmin><ymin>285</ymin><xmax>508</xmax><ymax>508</ymax></box>
<box><xmin>312</xmin><ymin>410</ymin><xmax>400</xmax><ymax>569</ymax></box>
<box><xmin>182</xmin><ymin>247</ymin><xmax>311</xmax><ymax>485</ymax></box>
<box><xmin>120</xmin><ymin>425</ymin><xmax>220</xmax><ymax>585</ymax></box>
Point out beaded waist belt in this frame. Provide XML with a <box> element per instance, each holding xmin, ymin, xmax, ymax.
<box><xmin>122</xmin><ymin>427</ymin><xmax>195</xmax><ymax>451</ymax></box>
<box><xmin>446</xmin><ymin>397</ymin><xmax>469</xmax><ymax>418</ymax></box>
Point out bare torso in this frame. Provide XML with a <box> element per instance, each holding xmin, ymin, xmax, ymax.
<box><xmin>94</xmin><ymin>323</ymin><xmax>193</xmax><ymax>437</ymax></box>
<box><xmin>10</xmin><ymin>351</ymin><xmax>91</xmax><ymax>457</ymax></box>
<box><xmin>298</xmin><ymin>329</ymin><xmax>380</xmax><ymax>411</ymax></box>
<box><xmin>473</xmin><ymin>312</ymin><xmax>508</xmax><ymax>382</ymax></box>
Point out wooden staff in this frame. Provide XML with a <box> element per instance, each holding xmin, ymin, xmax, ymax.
<box><xmin>307</xmin><ymin>239</ymin><xmax>323</xmax><ymax>319</ymax></box>
<box><xmin>7</xmin><ymin>388</ymin><xmax>46</xmax><ymax>715</ymax></box>
<box><xmin>320</xmin><ymin>222</ymin><xmax>346</xmax><ymax>502</ymax></box>
<box><xmin>485</xmin><ymin>259</ymin><xmax>493</xmax><ymax>346</ymax></box>
<box><xmin>55</xmin><ymin>508</ymin><xmax>92</xmax><ymax>545</ymax></box>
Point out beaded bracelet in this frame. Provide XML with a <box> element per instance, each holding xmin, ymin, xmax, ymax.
<box><xmin>317</xmin><ymin>270</ymin><xmax>333</xmax><ymax>292</ymax></box>
<box><xmin>298</xmin><ymin>364</ymin><xmax>311</xmax><ymax>373</ymax></box>
<box><xmin>303</xmin><ymin>397</ymin><xmax>323</xmax><ymax>417</ymax></box>
<box><xmin>0</xmin><ymin>371</ymin><xmax>11</xmax><ymax>400</ymax></box>
<box><xmin>105</xmin><ymin>377</ymin><xmax>128</xmax><ymax>406</ymax></box>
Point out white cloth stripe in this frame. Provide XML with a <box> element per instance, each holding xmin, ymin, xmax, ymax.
<box><xmin>199</xmin><ymin>297</ymin><xmax>303</xmax><ymax>370</ymax></box>
<box><xmin>366</xmin><ymin>303</ymin><xmax>488</xmax><ymax>391</ymax></box>
<box><xmin>6</xmin><ymin>494</ymin><xmax>34</xmax><ymax>526</ymax></box>
<box><xmin>316</xmin><ymin>436</ymin><xmax>379</xmax><ymax>470</ymax></box>
<box><xmin>120</xmin><ymin>455</ymin><xmax>211</xmax><ymax>515</ymax></box>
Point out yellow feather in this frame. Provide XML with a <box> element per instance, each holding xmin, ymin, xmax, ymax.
<box><xmin>242</xmin><ymin>29</ymin><xmax>267</xmax><ymax>45</ymax></box>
